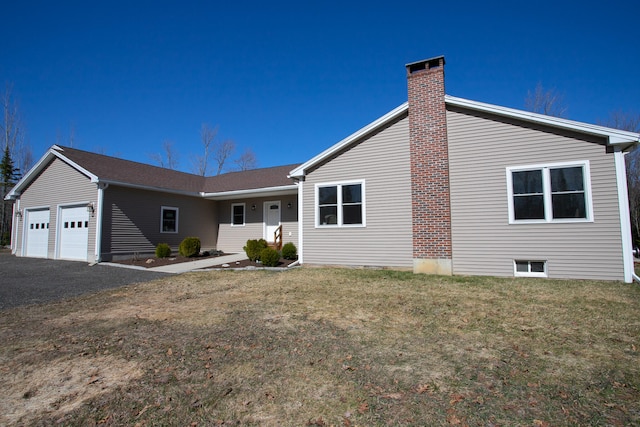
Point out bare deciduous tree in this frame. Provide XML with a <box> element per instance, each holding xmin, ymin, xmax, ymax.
<box><xmin>149</xmin><ymin>140</ymin><xmax>180</xmax><ymax>170</ymax></box>
<box><xmin>600</xmin><ymin>111</ymin><xmax>640</xmax><ymax>246</ymax></box>
<box><xmin>235</xmin><ymin>147</ymin><xmax>258</xmax><ymax>171</ymax></box>
<box><xmin>213</xmin><ymin>138</ymin><xmax>235</xmax><ymax>175</ymax></box>
<box><xmin>525</xmin><ymin>82</ymin><xmax>568</xmax><ymax>118</ymax></box>
<box><xmin>191</xmin><ymin>123</ymin><xmax>238</xmax><ymax>176</ymax></box>
<box><xmin>1</xmin><ymin>83</ymin><xmax>31</xmax><ymax>173</ymax></box>
<box><xmin>1</xmin><ymin>83</ymin><xmax>29</xmax><ymax>245</ymax></box>
<box><xmin>191</xmin><ymin>124</ymin><xmax>218</xmax><ymax>176</ymax></box>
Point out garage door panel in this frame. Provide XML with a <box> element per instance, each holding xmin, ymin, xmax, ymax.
<box><xmin>25</xmin><ymin>209</ymin><xmax>50</xmax><ymax>258</ymax></box>
<box><xmin>59</xmin><ymin>206</ymin><xmax>89</xmax><ymax>261</ymax></box>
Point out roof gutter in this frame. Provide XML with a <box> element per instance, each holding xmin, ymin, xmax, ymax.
<box><xmin>94</xmin><ymin>179</ymin><xmax>204</xmax><ymax>197</ymax></box>
<box><xmin>201</xmin><ymin>184</ymin><xmax>298</xmax><ymax>200</ymax></box>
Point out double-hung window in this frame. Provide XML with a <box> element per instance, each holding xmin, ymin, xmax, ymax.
<box><xmin>316</xmin><ymin>181</ymin><xmax>365</xmax><ymax>227</ymax></box>
<box><xmin>507</xmin><ymin>161</ymin><xmax>592</xmax><ymax>223</ymax></box>
<box><xmin>161</xmin><ymin>206</ymin><xmax>179</xmax><ymax>233</ymax></box>
<box><xmin>231</xmin><ymin>203</ymin><xmax>245</xmax><ymax>226</ymax></box>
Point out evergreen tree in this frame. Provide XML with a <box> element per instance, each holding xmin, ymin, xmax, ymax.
<box><xmin>1</xmin><ymin>144</ymin><xmax>20</xmax><ymax>246</ymax></box>
<box><xmin>1</xmin><ymin>144</ymin><xmax>19</xmax><ymax>185</ymax></box>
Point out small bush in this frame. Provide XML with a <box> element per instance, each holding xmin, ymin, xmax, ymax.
<box><xmin>282</xmin><ymin>242</ymin><xmax>297</xmax><ymax>260</ymax></box>
<box><xmin>155</xmin><ymin>243</ymin><xmax>171</xmax><ymax>258</ymax></box>
<box><xmin>244</xmin><ymin>239</ymin><xmax>268</xmax><ymax>261</ymax></box>
<box><xmin>179</xmin><ymin>237</ymin><xmax>201</xmax><ymax>257</ymax></box>
<box><xmin>260</xmin><ymin>247</ymin><xmax>281</xmax><ymax>267</ymax></box>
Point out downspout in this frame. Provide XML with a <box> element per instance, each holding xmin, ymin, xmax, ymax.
<box><xmin>614</xmin><ymin>148</ymin><xmax>634</xmax><ymax>283</ymax></box>
<box><xmin>11</xmin><ymin>199</ymin><xmax>19</xmax><ymax>255</ymax></box>
<box><xmin>94</xmin><ymin>182</ymin><xmax>108</xmax><ymax>263</ymax></box>
<box><xmin>296</xmin><ymin>178</ymin><xmax>304</xmax><ymax>264</ymax></box>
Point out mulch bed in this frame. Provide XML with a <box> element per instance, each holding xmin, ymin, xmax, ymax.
<box><xmin>208</xmin><ymin>258</ymin><xmax>297</xmax><ymax>269</ymax></box>
<box><xmin>111</xmin><ymin>253</ymin><xmax>297</xmax><ymax>269</ymax></box>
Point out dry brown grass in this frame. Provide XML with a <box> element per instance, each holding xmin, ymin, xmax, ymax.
<box><xmin>0</xmin><ymin>268</ymin><xmax>639</xmax><ymax>426</ymax></box>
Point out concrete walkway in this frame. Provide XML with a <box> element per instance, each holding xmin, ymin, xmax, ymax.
<box><xmin>145</xmin><ymin>253</ymin><xmax>249</xmax><ymax>274</ymax></box>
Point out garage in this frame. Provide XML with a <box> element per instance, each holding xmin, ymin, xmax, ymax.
<box><xmin>25</xmin><ymin>209</ymin><xmax>50</xmax><ymax>258</ymax></box>
<box><xmin>59</xmin><ymin>206</ymin><xmax>89</xmax><ymax>261</ymax></box>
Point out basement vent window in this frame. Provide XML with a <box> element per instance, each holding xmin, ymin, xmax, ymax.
<box><xmin>514</xmin><ymin>260</ymin><xmax>547</xmax><ymax>278</ymax></box>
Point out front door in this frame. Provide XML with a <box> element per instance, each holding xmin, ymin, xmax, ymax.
<box><xmin>263</xmin><ymin>201</ymin><xmax>281</xmax><ymax>243</ymax></box>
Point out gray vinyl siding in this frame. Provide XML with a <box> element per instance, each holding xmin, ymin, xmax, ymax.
<box><xmin>302</xmin><ymin>115</ymin><xmax>412</xmax><ymax>267</ymax></box>
<box><xmin>15</xmin><ymin>158</ymin><xmax>98</xmax><ymax>261</ymax></box>
<box><xmin>216</xmin><ymin>195</ymin><xmax>298</xmax><ymax>253</ymax></box>
<box><xmin>447</xmin><ymin>107</ymin><xmax>625</xmax><ymax>281</ymax></box>
<box><xmin>101</xmin><ymin>186</ymin><xmax>217</xmax><ymax>260</ymax></box>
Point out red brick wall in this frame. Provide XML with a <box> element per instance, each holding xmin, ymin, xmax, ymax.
<box><xmin>406</xmin><ymin>57</ymin><xmax>452</xmax><ymax>260</ymax></box>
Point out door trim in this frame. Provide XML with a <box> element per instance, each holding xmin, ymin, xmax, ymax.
<box><xmin>263</xmin><ymin>201</ymin><xmax>281</xmax><ymax>242</ymax></box>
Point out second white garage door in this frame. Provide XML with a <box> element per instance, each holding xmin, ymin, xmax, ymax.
<box><xmin>59</xmin><ymin>206</ymin><xmax>89</xmax><ymax>261</ymax></box>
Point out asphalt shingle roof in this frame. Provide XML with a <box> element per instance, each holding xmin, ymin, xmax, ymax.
<box><xmin>55</xmin><ymin>146</ymin><xmax>298</xmax><ymax>194</ymax></box>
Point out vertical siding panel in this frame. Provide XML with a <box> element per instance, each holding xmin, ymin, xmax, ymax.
<box><xmin>447</xmin><ymin>108</ymin><xmax>625</xmax><ymax>280</ymax></box>
<box><xmin>302</xmin><ymin>115</ymin><xmax>413</xmax><ymax>268</ymax></box>
<box><xmin>17</xmin><ymin>159</ymin><xmax>98</xmax><ymax>261</ymax></box>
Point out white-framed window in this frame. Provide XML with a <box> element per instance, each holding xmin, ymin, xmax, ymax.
<box><xmin>161</xmin><ymin>206</ymin><xmax>179</xmax><ymax>233</ymax></box>
<box><xmin>506</xmin><ymin>161</ymin><xmax>593</xmax><ymax>223</ymax></box>
<box><xmin>231</xmin><ymin>203</ymin><xmax>245</xmax><ymax>226</ymax></box>
<box><xmin>315</xmin><ymin>180</ymin><xmax>365</xmax><ymax>227</ymax></box>
<box><xmin>514</xmin><ymin>260</ymin><xmax>547</xmax><ymax>278</ymax></box>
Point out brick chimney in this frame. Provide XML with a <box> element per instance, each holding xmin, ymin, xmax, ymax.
<box><xmin>406</xmin><ymin>56</ymin><xmax>452</xmax><ymax>275</ymax></box>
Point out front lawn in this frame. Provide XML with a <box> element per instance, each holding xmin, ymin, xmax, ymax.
<box><xmin>1</xmin><ymin>269</ymin><xmax>638</xmax><ymax>426</ymax></box>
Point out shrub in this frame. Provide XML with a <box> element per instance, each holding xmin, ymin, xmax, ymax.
<box><xmin>155</xmin><ymin>243</ymin><xmax>171</xmax><ymax>258</ymax></box>
<box><xmin>243</xmin><ymin>238</ymin><xmax>268</xmax><ymax>261</ymax></box>
<box><xmin>282</xmin><ymin>242</ymin><xmax>297</xmax><ymax>260</ymax></box>
<box><xmin>179</xmin><ymin>237</ymin><xmax>201</xmax><ymax>257</ymax></box>
<box><xmin>260</xmin><ymin>247</ymin><xmax>281</xmax><ymax>267</ymax></box>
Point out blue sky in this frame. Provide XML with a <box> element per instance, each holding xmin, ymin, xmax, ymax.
<box><xmin>2</xmin><ymin>0</ymin><xmax>638</xmax><ymax>173</ymax></box>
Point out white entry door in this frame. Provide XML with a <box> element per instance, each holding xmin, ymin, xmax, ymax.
<box><xmin>25</xmin><ymin>209</ymin><xmax>50</xmax><ymax>258</ymax></box>
<box><xmin>59</xmin><ymin>206</ymin><xmax>89</xmax><ymax>261</ymax></box>
<box><xmin>263</xmin><ymin>201</ymin><xmax>281</xmax><ymax>242</ymax></box>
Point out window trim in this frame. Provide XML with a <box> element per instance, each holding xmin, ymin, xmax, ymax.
<box><xmin>514</xmin><ymin>260</ymin><xmax>548</xmax><ymax>278</ymax></box>
<box><xmin>315</xmin><ymin>180</ymin><xmax>366</xmax><ymax>228</ymax></box>
<box><xmin>506</xmin><ymin>160</ymin><xmax>593</xmax><ymax>224</ymax></box>
<box><xmin>160</xmin><ymin>206</ymin><xmax>179</xmax><ymax>234</ymax></box>
<box><xmin>231</xmin><ymin>203</ymin><xmax>245</xmax><ymax>227</ymax></box>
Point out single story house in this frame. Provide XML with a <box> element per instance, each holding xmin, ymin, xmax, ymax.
<box><xmin>6</xmin><ymin>56</ymin><xmax>640</xmax><ymax>282</ymax></box>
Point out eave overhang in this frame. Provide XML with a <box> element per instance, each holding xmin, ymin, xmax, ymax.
<box><xmin>289</xmin><ymin>103</ymin><xmax>409</xmax><ymax>178</ymax></box>
<box><xmin>5</xmin><ymin>145</ymin><xmax>98</xmax><ymax>200</ymax></box>
<box><xmin>445</xmin><ymin>95</ymin><xmax>640</xmax><ymax>149</ymax></box>
<box><xmin>201</xmin><ymin>184</ymin><xmax>298</xmax><ymax>201</ymax></box>
<box><xmin>289</xmin><ymin>95</ymin><xmax>640</xmax><ymax>180</ymax></box>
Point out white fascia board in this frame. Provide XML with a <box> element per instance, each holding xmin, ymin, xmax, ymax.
<box><xmin>50</xmin><ymin>148</ymin><xmax>99</xmax><ymax>182</ymax></box>
<box><xmin>201</xmin><ymin>184</ymin><xmax>298</xmax><ymax>200</ymax></box>
<box><xmin>445</xmin><ymin>95</ymin><xmax>640</xmax><ymax>146</ymax></box>
<box><xmin>5</xmin><ymin>145</ymin><xmax>99</xmax><ymax>200</ymax></box>
<box><xmin>97</xmin><ymin>179</ymin><xmax>202</xmax><ymax>197</ymax></box>
<box><xmin>289</xmin><ymin>103</ymin><xmax>408</xmax><ymax>178</ymax></box>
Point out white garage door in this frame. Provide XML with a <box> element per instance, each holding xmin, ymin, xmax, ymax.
<box><xmin>25</xmin><ymin>209</ymin><xmax>50</xmax><ymax>258</ymax></box>
<box><xmin>59</xmin><ymin>206</ymin><xmax>89</xmax><ymax>261</ymax></box>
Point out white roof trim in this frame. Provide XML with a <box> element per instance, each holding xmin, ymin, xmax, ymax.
<box><xmin>445</xmin><ymin>95</ymin><xmax>640</xmax><ymax>146</ymax></box>
<box><xmin>202</xmin><ymin>184</ymin><xmax>298</xmax><ymax>200</ymax></box>
<box><xmin>95</xmin><ymin>179</ymin><xmax>203</xmax><ymax>197</ymax></box>
<box><xmin>289</xmin><ymin>103</ymin><xmax>408</xmax><ymax>178</ymax></box>
<box><xmin>289</xmin><ymin>95</ymin><xmax>640</xmax><ymax>179</ymax></box>
<box><xmin>5</xmin><ymin>145</ymin><xmax>98</xmax><ymax>200</ymax></box>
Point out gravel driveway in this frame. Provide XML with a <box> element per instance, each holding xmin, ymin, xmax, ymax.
<box><xmin>0</xmin><ymin>251</ymin><xmax>169</xmax><ymax>310</ymax></box>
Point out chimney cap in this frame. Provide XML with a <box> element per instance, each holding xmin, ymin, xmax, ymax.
<box><xmin>406</xmin><ymin>55</ymin><xmax>445</xmax><ymax>74</ymax></box>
